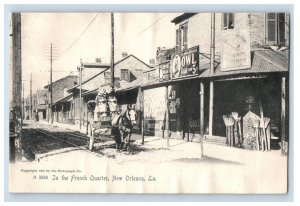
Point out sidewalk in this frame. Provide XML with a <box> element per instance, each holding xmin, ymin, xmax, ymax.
<box><xmin>37</xmin><ymin>119</ymin><xmax>286</xmax><ymax>164</ymax></box>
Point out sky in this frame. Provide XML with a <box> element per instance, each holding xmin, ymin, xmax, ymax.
<box><xmin>21</xmin><ymin>13</ymin><xmax>180</xmax><ymax>97</ymax></box>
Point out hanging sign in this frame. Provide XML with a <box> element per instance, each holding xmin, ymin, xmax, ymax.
<box><xmin>221</xmin><ymin>29</ymin><xmax>251</xmax><ymax>71</ymax></box>
<box><xmin>171</xmin><ymin>46</ymin><xmax>199</xmax><ymax>79</ymax></box>
<box><xmin>144</xmin><ymin>68</ymin><xmax>159</xmax><ymax>83</ymax></box>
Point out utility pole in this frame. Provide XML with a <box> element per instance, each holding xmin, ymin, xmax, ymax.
<box><xmin>50</xmin><ymin>43</ymin><xmax>53</xmax><ymax>124</ymax></box>
<box><xmin>30</xmin><ymin>73</ymin><xmax>32</xmax><ymax>120</ymax></box>
<box><xmin>22</xmin><ymin>83</ymin><xmax>24</xmax><ymax>122</ymax></box>
<box><xmin>208</xmin><ymin>13</ymin><xmax>215</xmax><ymax>136</ymax></box>
<box><xmin>10</xmin><ymin>13</ymin><xmax>22</xmax><ymax>119</ymax></box>
<box><xmin>79</xmin><ymin>59</ymin><xmax>83</xmax><ymax>130</ymax></box>
<box><xmin>111</xmin><ymin>13</ymin><xmax>115</xmax><ymax>90</ymax></box>
<box><xmin>47</xmin><ymin>81</ymin><xmax>49</xmax><ymax>123</ymax></box>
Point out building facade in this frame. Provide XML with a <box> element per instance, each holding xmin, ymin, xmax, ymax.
<box><xmin>44</xmin><ymin>75</ymin><xmax>78</xmax><ymax>123</ymax></box>
<box><xmin>141</xmin><ymin>12</ymin><xmax>289</xmax><ymax>151</ymax></box>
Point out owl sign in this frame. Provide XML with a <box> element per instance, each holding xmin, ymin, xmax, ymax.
<box><xmin>171</xmin><ymin>46</ymin><xmax>199</xmax><ymax>79</ymax></box>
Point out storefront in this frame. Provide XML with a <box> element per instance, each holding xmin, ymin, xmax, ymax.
<box><xmin>142</xmin><ymin>46</ymin><xmax>201</xmax><ymax>139</ymax></box>
<box><xmin>202</xmin><ymin>49</ymin><xmax>289</xmax><ymax>151</ymax></box>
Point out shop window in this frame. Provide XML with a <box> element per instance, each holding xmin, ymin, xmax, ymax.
<box><xmin>222</xmin><ymin>13</ymin><xmax>234</xmax><ymax>30</ymax></box>
<box><xmin>176</xmin><ymin>23</ymin><xmax>188</xmax><ymax>51</ymax></box>
<box><xmin>266</xmin><ymin>13</ymin><xmax>286</xmax><ymax>46</ymax></box>
<box><xmin>120</xmin><ymin>69</ymin><xmax>129</xmax><ymax>81</ymax></box>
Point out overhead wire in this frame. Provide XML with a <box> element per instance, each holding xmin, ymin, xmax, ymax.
<box><xmin>59</xmin><ymin>13</ymin><xmax>100</xmax><ymax>57</ymax></box>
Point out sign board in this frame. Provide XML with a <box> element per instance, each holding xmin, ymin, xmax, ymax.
<box><xmin>144</xmin><ymin>87</ymin><xmax>167</xmax><ymax>134</ymax></box>
<box><xmin>159</xmin><ymin>61</ymin><xmax>171</xmax><ymax>81</ymax></box>
<box><xmin>221</xmin><ymin>29</ymin><xmax>251</xmax><ymax>71</ymax></box>
<box><xmin>144</xmin><ymin>68</ymin><xmax>159</xmax><ymax>83</ymax></box>
<box><xmin>171</xmin><ymin>46</ymin><xmax>199</xmax><ymax>79</ymax></box>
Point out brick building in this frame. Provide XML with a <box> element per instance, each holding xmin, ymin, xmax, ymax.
<box><xmin>44</xmin><ymin>75</ymin><xmax>78</xmax><ymax>122</ymax></box>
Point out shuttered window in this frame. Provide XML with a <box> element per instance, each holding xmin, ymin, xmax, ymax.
<box><xmin>176</xmin><ymin>29</ymin><xmax>180</xmax><ymax>51</ymax></box>
<box><xmin>278</xmin><ymin>13</ymin><xmax>286</xmax><ymax>45</ymax></box>
<box><xmin>222</xmin><ymin>13</ymin><xmax>234</xmax><ymax>30</ymax></box>
<box><xmin>266</xmin><ymin>13</ymin><xmax>286</xmax><ymax>46</ymax></box>
<box><xmin>177</xmin><ymin>23</ymin><xmax>188</xmax><ymax>51</ymax></box>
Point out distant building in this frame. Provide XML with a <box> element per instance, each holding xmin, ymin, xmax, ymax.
<box><xmin>54</xmin><ymin>54</ymin><xmax>152</xmax><ymax>128</ymax></box>
<box><xmin>44</xmin><ymin>75</ymin><xmax>78</xmax><ymax>122</ymax></box>
<box><xmin>34</xmin><ymin>90</ymin><xmax>48</xmax><ymax>120</ymax></box>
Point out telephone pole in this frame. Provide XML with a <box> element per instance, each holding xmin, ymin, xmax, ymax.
<box><xmin>79</xmin><ymin>59</ymin><xmax>83</xmax><ymax>130</ymax></box>
<box><xmin>10</xmin><ymin>13</ymin><xmax>22</xmax><ymax>118</ymax></box>
<box><xmin>22</xmin><ymin>82</ymin><xmax>24</xmax><ymax>121</ymax></box>
<box><xmin>208</xmin><ymin>13</ymin><xmax>215</xmax><ymax>136</ymax></box>
<box><xmin>110</xmin><ymin>13</ymin><xmax>115</xmax><ymax>90</ymax></box>
<box><xmin>30</xmin><ymin>73</ymin><xmax>32</xmax><ymax>120</ymax></box>
<box><xmin>50</xmin><ymin>43</ymin><xmax>53</xmax><ymax>124</ymax></box>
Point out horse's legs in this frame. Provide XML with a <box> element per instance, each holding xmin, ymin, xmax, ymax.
<box><xmin>113</xmin><ymin>128</ymin><xmax>121</xmax><ymax>152</ymax></box>
<box><xmin>127</xmin><ymin>132</ymin><xmax>132</xmax><ymax>152</ymax></box>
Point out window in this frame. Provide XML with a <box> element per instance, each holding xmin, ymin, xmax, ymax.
<box><xmin>120</xmin><ymin>69</ymin><xmax>129</xmax><ymax>81</ymax></box>
<box><xmin>266</xmin><ymin>13</ymin><xmax>286</xmax><ymax>46</ymax></box>
<box><xmin>222</xmin><ymin>13</ymin><xmax>234</xmax><ymax>30</ymax></box>
<box><xmin>176</xmin><ymin>23</ymin><xmax>188</xmax><ymax>51</ymax></box>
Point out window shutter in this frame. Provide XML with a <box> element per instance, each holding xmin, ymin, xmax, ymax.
<box><xmin>184</xmin><ymin>24</ymin><xmax>188</xmax><ymax>49</ymax></box>
<box><xmin>266</xmin><ymin>13</ymin><xmax>277</xmax><ymax>45</ymax></box>
<box><xmin>176</xmin><ymin>29</ymin><xmax>179</xmax><ymax>50</ymax></box>
<box><xmin>228</xmin><ymin>13</ymin><xmax>234</xmax><ymax>29</ymax></box>
<box><xmin>278</xmin><ymin>13</ymin><xmax>285</xmax><ymax>46</ymax></box>
<box><xmin>223</xmin><ymin>13</ymin><xmax>228</xmax><ymax>29</ymax></box>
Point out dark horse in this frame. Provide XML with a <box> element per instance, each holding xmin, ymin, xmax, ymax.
<box><xmin>111</xmin><ymin>106</ymin><xmax>137</xmax><ymax>152</ymax></box>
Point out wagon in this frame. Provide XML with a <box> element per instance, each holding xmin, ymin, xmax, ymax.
<box><xmin>86</xmin><ymin>95</ymin><xmax>117</xmax><ymax>150</ymax></box>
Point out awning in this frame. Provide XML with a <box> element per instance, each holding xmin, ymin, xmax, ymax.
<box><xmin>116</xmin><ymin>78</ymin><xmax>144</xmax><ymax>93</ymax></box>
<box><xmin>53</xmin><ymin>94</ymin><xmax>73</xmax><ymax>105</ymax></box>
<box><xmin>200</xmin><ymin>49</ymin><xmax>288</xmax><ymax>78</ymax></box>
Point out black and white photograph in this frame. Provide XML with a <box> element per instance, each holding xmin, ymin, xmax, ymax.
<box><xmin>8</xmin><ymin>11</ymin><xmax>289</xmax><ymax>193</ymax></box>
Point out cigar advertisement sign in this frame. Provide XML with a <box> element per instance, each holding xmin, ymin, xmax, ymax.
<box><xmin>159</xmin><ymin>61</ymin><xmax>171</xmax><ymax>81</ymax></box>
<box><xmin>171</xmin><ymin>46</ymin><xmax>199</xmax><ymax>79</ymax></box>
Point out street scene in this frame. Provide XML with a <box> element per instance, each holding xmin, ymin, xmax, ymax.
<box><xmin>9</xmin><ymin>12</ymin><xmax>289</xmax><ymax>193</ymax></box>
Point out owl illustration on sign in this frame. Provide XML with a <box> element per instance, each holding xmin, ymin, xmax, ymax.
<box><xmin>172</xmin><ymin>54</ymin><xmax>181</xmax><ymax>78</ymax></box>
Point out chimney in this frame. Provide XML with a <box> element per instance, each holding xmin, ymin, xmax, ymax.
<box><xmin>149</xmin><ymin>59</ymin><xmax>156</xmax><ymax>66</ymax></box>
<box><xmin>122</xmin><ymin>52</ymin><xmax>128</xmax><ymax>58</ymax></box>
<box><xmin>95</xmin><ymin>58</ymin><xmax>101</xmax><ymax>63</ymax></box>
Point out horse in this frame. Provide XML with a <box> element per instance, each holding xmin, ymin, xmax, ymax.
<box><xmin>111</xmin><ymin>106</ymin><xmax>137</xmax><ymax>152</ymax></box>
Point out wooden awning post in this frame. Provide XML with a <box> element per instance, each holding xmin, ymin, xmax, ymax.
<box><xmin>139</xmin><ymin>88</ymin><xmax>145</xmax><ymax>145</ymax></box>
<box><xmin>209</xmin><ymin>81</ymin><xmax>214</xmax><ymax>136</ymax></box>
<box><xmin>200</xmin><ymin>82</ymin><xmax>204</xmax><ymax>158</ymax></box>
<box><xmin>166</xmin><ymin>86</ymin><xmax>170</xmax><ymax>147</ymax></box>
<box><xmin>281</xmin><ymin>76</ymin><xmax>286</xmax><ymax>154</ymax></box>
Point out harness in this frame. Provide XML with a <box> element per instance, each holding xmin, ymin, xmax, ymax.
<box><xmin>112</xmin><ymin>110</ymin><xmax>132</xmax><ymax>133</ymax></box>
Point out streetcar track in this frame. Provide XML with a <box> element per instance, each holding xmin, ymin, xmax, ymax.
<box><xmin>35</xmin><ymin>129</ymin><xmax>105</xmax><ymax>160</ymax></box>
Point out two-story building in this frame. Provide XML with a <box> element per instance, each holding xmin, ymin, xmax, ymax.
<box><xmin>58</xmin><ymin>54</ymin><xmax>151</xmax><ymax>129</ymax></box>
<box><xmin>44</xmin><ymin>75</ymin><xmax>78</xmax><ymax>123</ymax></box>
<box><xmin>141</xmin><ymin>12</ymin><xmax>289</xmax><ymax>151</ymax></box>
<box><xmin>34</xmin><ymin>89</ymin><xmax>48</xmax><ymax>121</ymax></box>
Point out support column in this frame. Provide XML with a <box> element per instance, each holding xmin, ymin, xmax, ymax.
<box><xmin>281</xmin><ymin>76</ymin><xmax>286</xmax><ymax>154</ymax></box>
<box><xmin>139</xmin><ymin>88</ymin><xmax>145</xmax><ymax>145</ymax></box>
<box><xmin>62</xmin><ymin>103</ymin><xmax>64</xmax><ymax>122</ymax></box>
<box><xmin>200</xmin><ymin>82</ymin><xmax>204</xmax><ymax>158</ymax></box>
<box><xmin>165</xmin><ymin>86</ymin><xmax>170</xmax><ymax>147</ymax></box>
<box><xmin>209</xmin><ymin>81</ymin><xmax>214</xmax><ymax>136</ymax></box>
